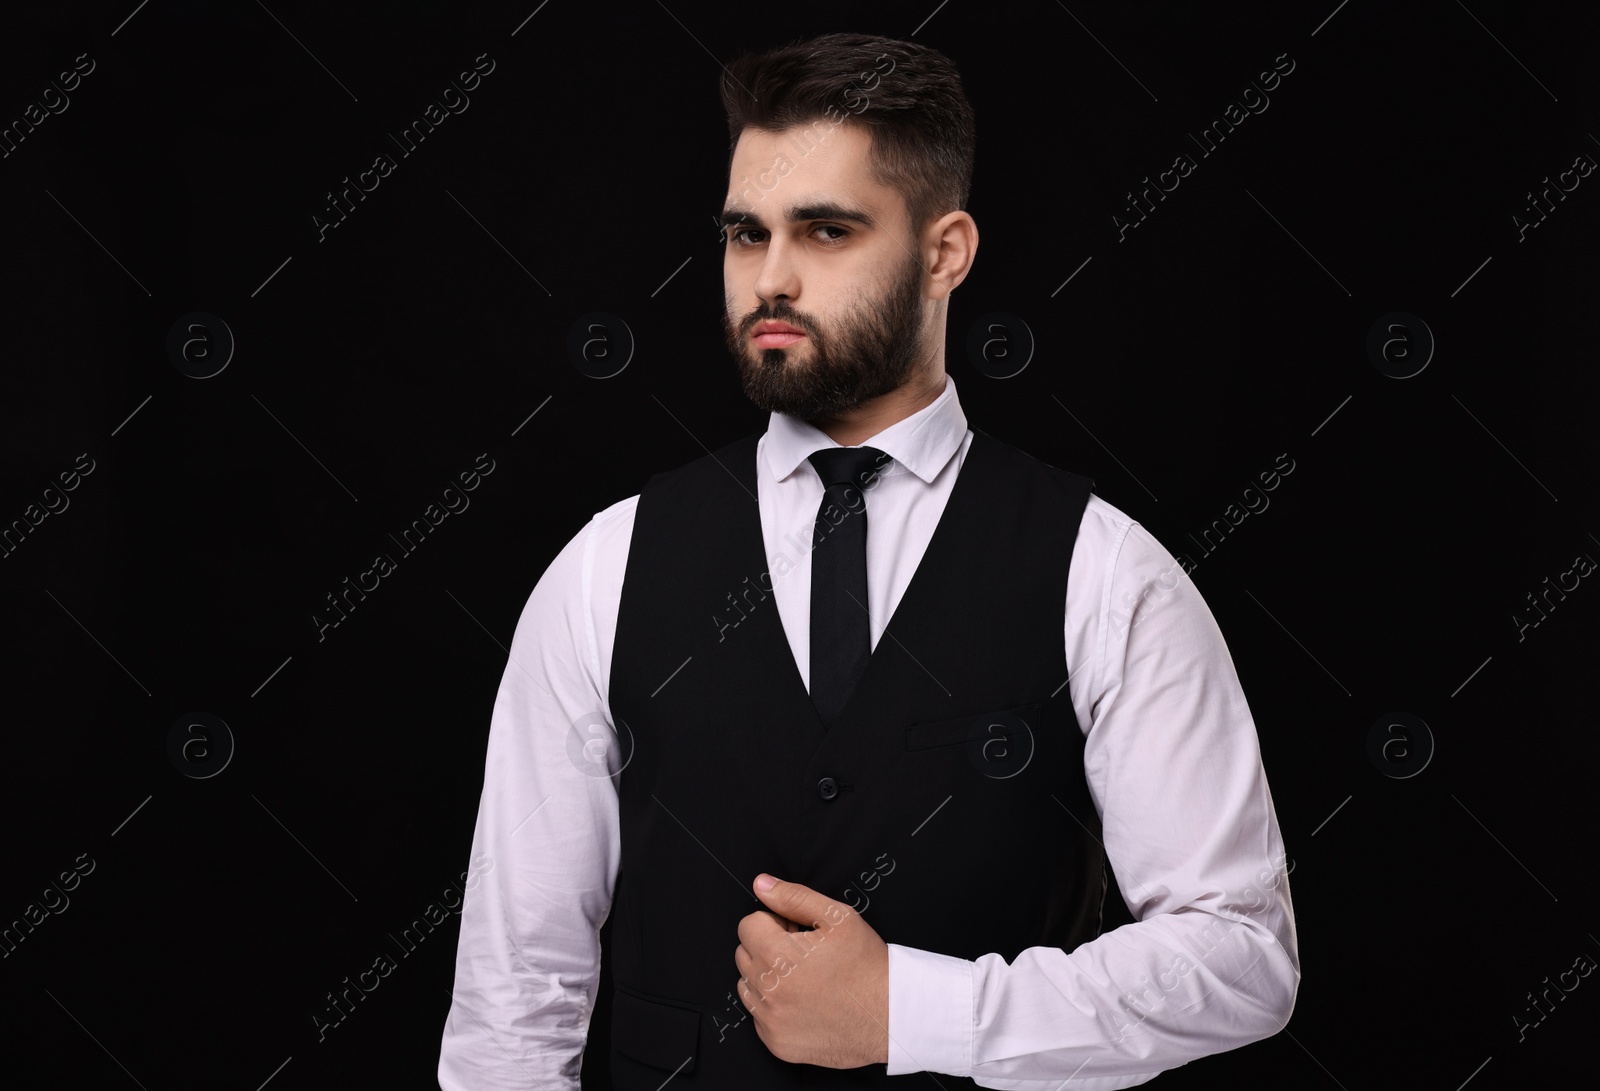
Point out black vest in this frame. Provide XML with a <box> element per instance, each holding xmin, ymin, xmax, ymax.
<box><xmin>605</xmin><ymin>426</ymin><xmax>1105</xmax><ymax>1088</ymax></box>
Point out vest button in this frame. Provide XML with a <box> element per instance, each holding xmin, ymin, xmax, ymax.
<box><xmin>817</xmin><ymin>776</ymin><xmax>839</xmax><ymax>800</ymax></box>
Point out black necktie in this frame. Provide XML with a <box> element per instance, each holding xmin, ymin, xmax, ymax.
<box><xmin>806</xmin><ymin>445</ymin><xmax>890</xmax><ymax>725</ymax></box>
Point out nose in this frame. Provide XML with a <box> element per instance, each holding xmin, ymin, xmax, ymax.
<box><xmin>751</xmin><ymin>238</ymin><xmax>800</xmax><ymax>310</ymax></box>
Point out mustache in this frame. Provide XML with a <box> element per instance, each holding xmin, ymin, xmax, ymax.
<box><xmin>741</xmin><ymin>305</ymin><xmax>814</xmax><ymax>336</ymax></box>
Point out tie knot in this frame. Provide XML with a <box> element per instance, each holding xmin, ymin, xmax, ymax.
<box><xmin>807</xmin><ymin>445</ymin><xmax>891</xmax><ymax>491</ymax></box>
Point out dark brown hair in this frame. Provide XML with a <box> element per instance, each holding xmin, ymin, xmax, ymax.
<box><xmin>718</xmin><ymin>32</ymin><xmax>975</xmax><ymax>239</ymax></box>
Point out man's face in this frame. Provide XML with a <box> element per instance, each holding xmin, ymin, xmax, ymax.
<box><xmin>720</xmin><ymin>122</ymin><xmax>930</xmax><ymax>423</ymax></box>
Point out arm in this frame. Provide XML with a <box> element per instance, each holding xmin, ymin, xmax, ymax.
<box><xmin>885</xmin><ymin>507</ymin><xmax>1301</xmax><ymax>1088</ymax></box>
<box><xmin>438</xmin><ymin>499</ymin><xmax>634</xmax><ymax>1090</ymax></box>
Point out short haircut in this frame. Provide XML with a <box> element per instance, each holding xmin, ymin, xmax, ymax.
<box><xmin>718</xmin><ymin>32</ymin><xmax>976</xmax><ymax>239</ymax></box>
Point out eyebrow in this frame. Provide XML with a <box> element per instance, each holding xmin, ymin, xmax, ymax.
<box><xmin>718</xmin><ymin>201</ymin><xmax>878</xmax><ymax>232</ymax></box>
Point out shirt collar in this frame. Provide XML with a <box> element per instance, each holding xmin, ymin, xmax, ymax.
<box><xmin>762</xmin><ymin>372</ymin><xmax>967</xmax><ymax>485</ymax></box>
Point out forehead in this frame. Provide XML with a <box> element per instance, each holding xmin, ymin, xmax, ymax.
<box><xmin>725</xmin><ymin>122</ymin><xmax>900</xmax><ymax>220</ymax></box>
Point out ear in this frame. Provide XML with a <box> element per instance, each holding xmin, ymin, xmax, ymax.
<box><xmin>923</xmin><ymin>209</ymin><xmax>978</xmax><ymax>301</ymax></box>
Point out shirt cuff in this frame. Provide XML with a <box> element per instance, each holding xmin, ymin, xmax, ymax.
<box><xmin>885</xmin><ymin>942</ymin><xmax>974</xmax><ymax>1076</ymax></box>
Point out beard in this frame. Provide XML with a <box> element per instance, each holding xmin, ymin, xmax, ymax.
<box><xmin>722</xmin><ymin>250</ymin><xmax>929</xmax><ymax>422</ymax></box>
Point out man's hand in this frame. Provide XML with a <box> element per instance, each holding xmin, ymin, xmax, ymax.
<box><xmin>733</xmin><ymin>873</ymin><xmax>889</xmax><ymax>1067</ymax></box>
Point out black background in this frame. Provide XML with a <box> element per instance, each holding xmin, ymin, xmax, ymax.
<box><xmin>2</xmin><ymin>0</ymin><xmax>1597</xmax><ymax>1087</ymax></box>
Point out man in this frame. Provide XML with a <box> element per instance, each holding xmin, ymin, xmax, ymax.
<box><xmin>439</xmin><ymin>31</ymin><xmax>1299</xmax><ymax>1090</ymax></box>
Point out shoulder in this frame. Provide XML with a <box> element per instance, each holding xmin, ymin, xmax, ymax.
<box><xmin>638</xmin><ymin>432</ymin><xmax>762</xmax><ymax>489</ymax></box>
<box><xmin>1076</xmin><ymin>491</ymin><xmax>1189</xmax><ymax>594</ymax></box>
<box><xmin>612</xmin><ymin>433</ymin><xmax>765</xmax><ymax>526</ymax></box>
<box><xmin>587</xmin><ymin>492</ymin><xmax>639</xmax><ymax>573</ymax></box>
<box><xmin>570</xmin><ymin>427</ymin><xmax>759</xmax><ymax>579</ymax></box>
<box><xmin>960</xmin><ymin>429</ymin><xmax>1182</xmax><ymax>574</ymax></box>
<box><xmin>519</xmin><ymin>492</ymin><xmax>638</xmax><ymax>624</ymax></box>
<box><xmin>970</xmin><ymin>426</ymin><xmax>1089</xmax><ymax>488</ymax></box>
<box><xmin>506</xmin><ymin>493</ymin><xmax>641</xmax><ymax>688</ymax></box>
<box><xmin>592</xmin><ymin>493</ymin><xmax>638</xmax><ymax>524</ymax></box>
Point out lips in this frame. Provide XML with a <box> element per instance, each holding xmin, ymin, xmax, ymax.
<box><xmin>752</xmin><ymin>319</ymin><xmax>806</xmax><ymax>349</ymax></box>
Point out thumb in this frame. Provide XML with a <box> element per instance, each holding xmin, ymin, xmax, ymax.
<box><xmin>753</xmin><ymin>874</ymin><xmax>826</xmax><ymax>927</ymax></box>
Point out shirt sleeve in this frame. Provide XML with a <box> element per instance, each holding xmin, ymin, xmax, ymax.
<box><xmin>437</xmin><ymin>499</ymin><xmax>633</xmax><ymax>1090</ymax></box>
<box><xmin>884</xmin><ymin>508</ymin><xmax>1302</xmax><ymax>1089</ymax></box>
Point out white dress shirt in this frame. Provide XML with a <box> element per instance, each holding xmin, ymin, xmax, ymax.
<box><xmin>438</xmin><ymin>373</ymin><xmax>1300</xmax><ymax>1090</ymax></box>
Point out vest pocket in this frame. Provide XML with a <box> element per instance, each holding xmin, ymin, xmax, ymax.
<box><xmin>902</xmin><ymin>702</ymin><xmax>1042</xmax><ymax>749</ymax></box>
<box><xmin>902</xmin><ymin>702</ymin><xmax>1043</xmax><ymax>780</ymax></box>
<box><xmin>612</xmin><ymin>983</ymin><xmax>700</xmax><ymax>1073</ymax></box>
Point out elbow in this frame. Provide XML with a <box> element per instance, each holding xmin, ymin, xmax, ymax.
<box><xmin>1241</xmin><ymin>937</ymin><xmax>1301</xmax><ymax>1045</ymax></box>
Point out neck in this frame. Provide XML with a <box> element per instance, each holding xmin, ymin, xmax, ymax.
<box><xmin>811</xmin><ymin>356</ymin><xmax>946</xmax><ymax>448</ymax></box>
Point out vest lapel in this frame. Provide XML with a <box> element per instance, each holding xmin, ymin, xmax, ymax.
<box><xmin>734</xmin><ymin>429</ymin><xmax>991</xmax><ymax>742</ymax></box>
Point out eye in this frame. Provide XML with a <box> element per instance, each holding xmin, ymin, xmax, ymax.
<box><xmin>726</xmin><ymin>224</ymin><xmax>852</xmax><ymax>248</ymax></box>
